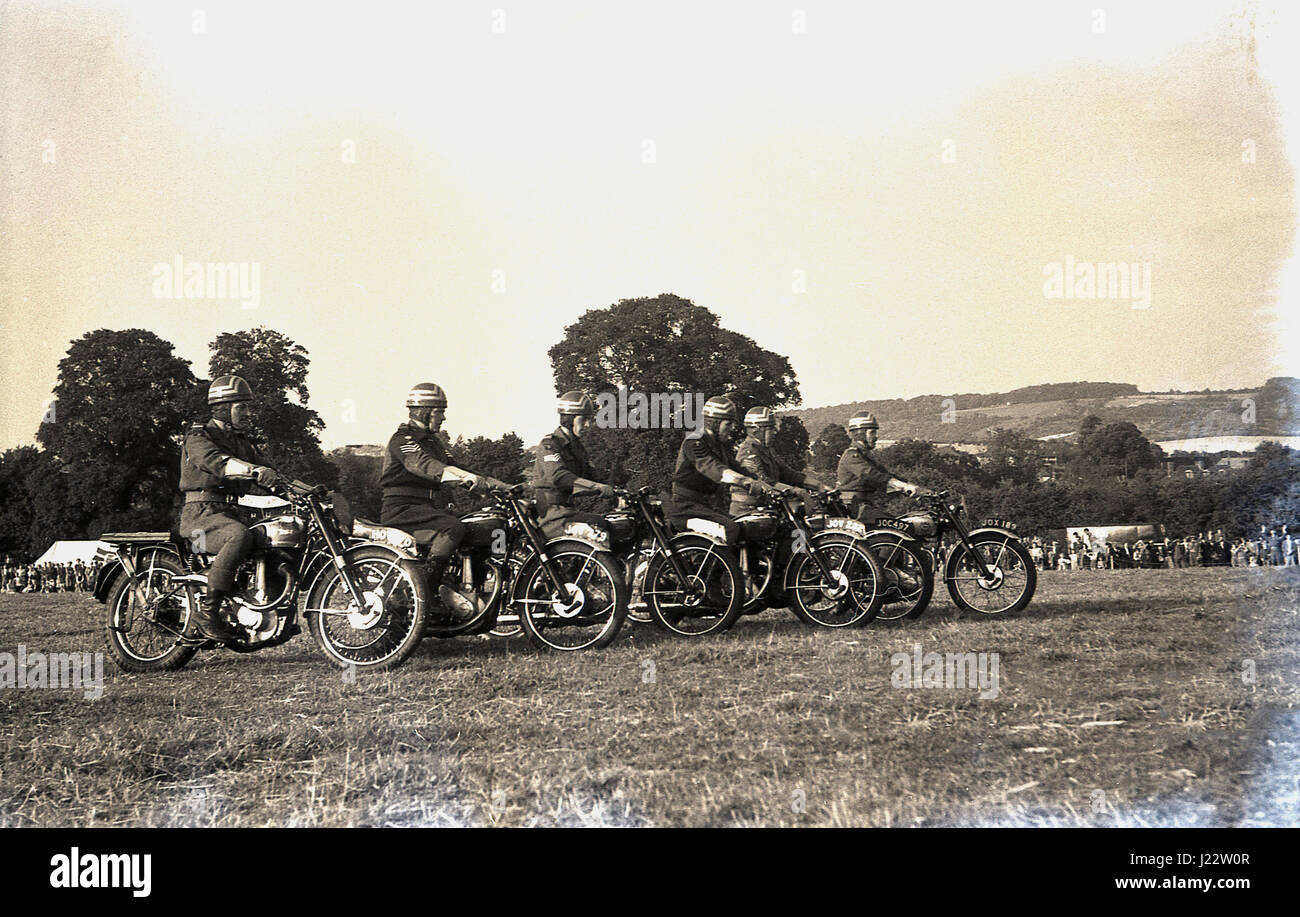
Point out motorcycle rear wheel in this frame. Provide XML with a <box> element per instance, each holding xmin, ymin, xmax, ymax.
<box><xmin>644</xmin><ymin>535</ymin><xmax>744</xmax><ymax>637</ymax></box>
<box><xmin>103</xmin><ymin>549</ymin><xmax>197</xmax><ymax>673</ymax></box>
<box><xmin>868</xmin><ymin>535</ymin><xmax>935</xmax><ymax>622</ymax></box>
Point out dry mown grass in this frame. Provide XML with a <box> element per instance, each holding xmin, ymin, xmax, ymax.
<box><xmin>1</xmin><ymin>568</ymin><xmax>1297</xmax><ymax>826</ymax></box>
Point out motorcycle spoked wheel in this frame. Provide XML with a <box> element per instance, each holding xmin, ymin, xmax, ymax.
<box><xmin>944</xmin><ymin>534</ymin><xmax>1037</xmax><ymax>616</ymax></box>
<box><xmin>305</xmin><ymin>546</ymin><xmax>428</xmax><ymax>671</ymax></box>
<box><xmin>103</xmin><ymin>549</ymin><xmax>197</xmax><ymax>673</ymax></box>
<box><xmin>643</xmin><ymin>535</ymin><xmax>744</xmax><ymax>637</ymax></box>
<box><xmin>786</xmin><ymin>535</ymin><xmax>884</xmax><ymax>628</ymax></box>
<box><xmin>514</xmin><ymin>546</ymin><xmax>629</xmax><ymax>651</ymax></box>
<box><xmin>867</xmin><ymin>535</ymin><xmax>935</xmax><ymax>622</ymax></box>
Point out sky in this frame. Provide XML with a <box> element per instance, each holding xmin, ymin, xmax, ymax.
<box><xmin>1</xmin><ymin>0</ymin><xmax>1297</xmax><ymax>453</ymax></box>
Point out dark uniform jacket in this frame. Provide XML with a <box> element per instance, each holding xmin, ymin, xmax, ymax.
<box><xmin>836</xmin><ymin>441</ymin><xmax>896</xmax><ymax>523</ymax></box>
<box><xmin>835</xmin><ymin>442</ymin><xmax>893</xmax><ymax>498</ymax></box>
<box><xmin>179</xmin><ymin>419</ymin><xmax>266</xmax><ymax>497</ymax></box>
<box><xmin>380</xmin><ymin>422</ymin><xmax>452</xmax><ymax>509</ymax></box>
<box><xmin>671</xmin><ymin>430</ymin><xmax>746</xmax><ymax>504</ymax></box>
<box><xmin>533</xmin><ymin>426</ymin><xmax>601</xmax><ymax>518</ymax></box>
<box><xmin>731</xmin><ymin>435</ymin><xmax>808</xmax><ymax>512</ymax></box>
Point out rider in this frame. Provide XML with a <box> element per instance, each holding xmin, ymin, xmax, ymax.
<box><xmin>379</xmin><ymin>382</ymin><xmax>509</xmax><ymax>599</ymax></box>
<box><xmin>669</xmin><ymin>395</ymin><xmax>779</xmax><ymax>544</ymax></box>
<box><xmin>728</xmin><ymin>405</ymin><xmax>826</xmax><ymax>515</ymax></box>
<box><xmin>179</xmin><ymin>374</ymin><xmax>284</xmax><ymax>642</ymax></box>
<box><xmin>836</xmin><ymin>411</ymin><xmax>930</xmax><ymax>524</ymax></box>
<box><xmin>533</xmin><ymin>391</ymin><xmax>616</xmax><ymax>541</ymax></box>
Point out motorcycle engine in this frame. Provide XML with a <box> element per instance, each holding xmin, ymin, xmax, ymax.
<box><xmin>231</xmin><ymin>552</ymin><xmax>297</xmax><ymax>622</ymax></box>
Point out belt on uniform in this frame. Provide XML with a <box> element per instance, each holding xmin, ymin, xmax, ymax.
<box><xmin>670</xmin><ymin>486</ymin><xmax>717</xmax><ymax>506</ymax></box>
<box><xmin>185</xmin><ymin>490</ymin><xmax>237</xmax><ymax>504</ymax></box>
<box><xmin>383</xmin><ymin>486</ymin><xmax>441</xmax><ymax>501</ymax></box>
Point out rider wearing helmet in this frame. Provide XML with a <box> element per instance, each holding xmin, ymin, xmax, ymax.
<box><xmin>179</xmin><ymin>374</ymin><xmax>285</xmax><ymax>642</ymax></box>
<box><xmin>533</xmin><ymin>391</ymin><xmax>616</xmax><ymax>541</ymax></box>
<box><xmin>836</xmin><ymin>411</ymin><xmax>929</xmax><ymax>524</ymax></box>
<box><xmin>669</xmin><ymin>394</ymin><xmax>779</xmax><ymax>544</ymax></box>
<box><xmin>729</xmin><ymin>405</ymin><xmax>826</xmax><ymax>514</ymax></box>
<box><xmin>380</xmin><ymin>383</ymin><xmax>510</xmax><ymax>594</ymax></box>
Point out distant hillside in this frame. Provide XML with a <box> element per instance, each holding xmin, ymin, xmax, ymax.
<box><xmin>790</xmin><ymin>378</ymin><xmax>1300</xmax><ymax>445</ymax></box>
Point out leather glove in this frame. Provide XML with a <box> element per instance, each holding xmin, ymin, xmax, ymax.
<box><xmin>593</xmin><ymin>483</ymin><xmax>616</xmax><ymax>498</ymax></box>
<box><xmin>747</xmin><ymin>479</ymin><xmax>776</xmax><ymax>497</ymax></box>
<box><xmin>481</xmin><ymin>476</ymin><xmax>511</xmax><ymax>492</ymax></box>
<box><xmin>254</xmin><ymin>466</ymin><xmax>282</xmax><ymax>488</ymax></box>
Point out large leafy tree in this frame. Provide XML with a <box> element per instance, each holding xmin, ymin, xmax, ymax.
<box><xmin>1078</xmin><ymin>420</ymin><xmax>1163</xmax><ymax>478</ymax></box>
<box><xmin>0</xmin><ymin>446</ymin><xmax>79</xmax><ymax>559</ymax></box>
<box><xmin>548</xmin><ymin>294</ymin><xmax>800</xmax><ymax>493</ymax></box>
<box><xmin>984</xmin><ymin>428</ymin><xmax>1044</xmax><ymax>485</ymax></box>
<box><xmin>327</xmin><ymin>449</ymin><xmax>384</xmax><ymax>522</ymax></box>
<box><xmin>36</xmin><ymin>328</ymin><xmax>197</xmax><ymax>536</ymax></box>
<box><xmin>771</xmin><ymin>415</ymin><xmax>810</xmax><ymax>475</ymax></box>
<box><xmin>876</xmin><ymin>439</ymin><xmax>987</xmax><ymax>488</ymax></box>
<box><xmin>450</xmin><ymin>433</ymin><xmax>530</xmax><ymax>486</ymax></box>
<box><xmin>810</xmin><ymin>423</ymin><xmax>850</xmax><ymax>477</ymax></box>
<box><xmin>208</xmin><ymin>327</ymin><xmax>337</xmax><ymax>488</ymax></box>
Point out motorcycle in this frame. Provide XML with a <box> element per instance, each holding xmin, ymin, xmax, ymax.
<box><xmin>732</xmin><ymin>489</ymin><xmax>886</xmax><ymax>627</ymax></box>
<box><xmin>96</xmin><ymin>480</ymin><xmax>429</xmax><ymax>673</ymax></box>
<box><xmin>821</xmin><ymin>489</ymin><xmax>1036</xmax><ymax>617</ymax></box>
<box><xmin>353</xmin><ymin>484</ymin><xmax>629</xmax><ymax>652</ymax></box>
<box><xmin>604</xmin><ymin>487</ymin><xmax>747</xmax><ymax>637</ymax></box>
<box><xmin>817</xmin><ymin>489</ymin><xmax>934</xmax><ymax>622</ymax></box>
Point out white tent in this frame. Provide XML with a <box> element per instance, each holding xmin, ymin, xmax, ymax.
<box><xmin>34</xmin><ymin>540</ymin><xmax>111</xmax><ymax>565</ymax></box>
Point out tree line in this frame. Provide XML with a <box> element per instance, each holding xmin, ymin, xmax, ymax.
<box><xmin>1</xmin><ymin>295</ymin><xmax>1295</xmax><ymax>559</ymax></box>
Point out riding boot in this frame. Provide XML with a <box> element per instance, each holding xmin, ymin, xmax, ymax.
<box><xmin>191</xmin><ymin>589</ymin><xmax>242</xmax><ymax>642</ymax></box>
<box><xmin>423</xmin><ymin>555</ymin><xmax>450</xmax><ymax>591</ymax></box>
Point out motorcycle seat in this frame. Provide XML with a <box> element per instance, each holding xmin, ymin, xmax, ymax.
<box><xmin>100</xmin><ymin>532</ymin><xmax>173</xmax><ymax>544</ymax></box>
<box><xmin>352</xmin><ymin>518</ymin><xmax>419</xmax><ymax>552</ymax></box>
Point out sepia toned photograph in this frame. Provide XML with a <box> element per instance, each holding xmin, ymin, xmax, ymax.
<box><xmin>0</xmin><ymin>0</ymin><xmax>1296</xmax><ymax>863</ymax></box>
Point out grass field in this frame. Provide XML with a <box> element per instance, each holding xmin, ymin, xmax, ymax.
<box><xmin>1</xmin><ymin>568</ymin><xmax>1298</xmax><ymax>827</ymax></box>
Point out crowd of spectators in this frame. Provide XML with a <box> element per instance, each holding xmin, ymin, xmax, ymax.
<box><xmin>0</xmin><ymin>557</ymin><xmax>103</xmax><ymax>593</ymax></box>
<box><xmin>1025</xmin><ymin>527</ymin><xmax>1298</xmax><ymax>570</ymax></box>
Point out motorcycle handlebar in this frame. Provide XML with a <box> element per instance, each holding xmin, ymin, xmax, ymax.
<box><xmin>279</xmin><ymin>479</ymin><xmax>327</xmax><ymax>498</ymax></box>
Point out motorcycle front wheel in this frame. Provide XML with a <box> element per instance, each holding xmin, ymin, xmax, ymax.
<box><xmin>305</xmin><ymin>546</ymin><xmax>428</xmax><ymax>670</ymax></box>
<box><xmin>515</xmin><ymin>545</ymin><xmax>628</xmax><ymax>651</ymax></box>
<box><xmin>787</xmin><ymin>534</ymin><xmax>884</xmax><ymax>628</ymax></box>
<box><xmin>103</xmin><ymin>548</ymin><xmax>197</xmax><ymax>673</ymax></box>
<box><xmin>945</xmin><ymin>534</ymin><xmax>1037</xmax><ymax>616</ymax></box>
